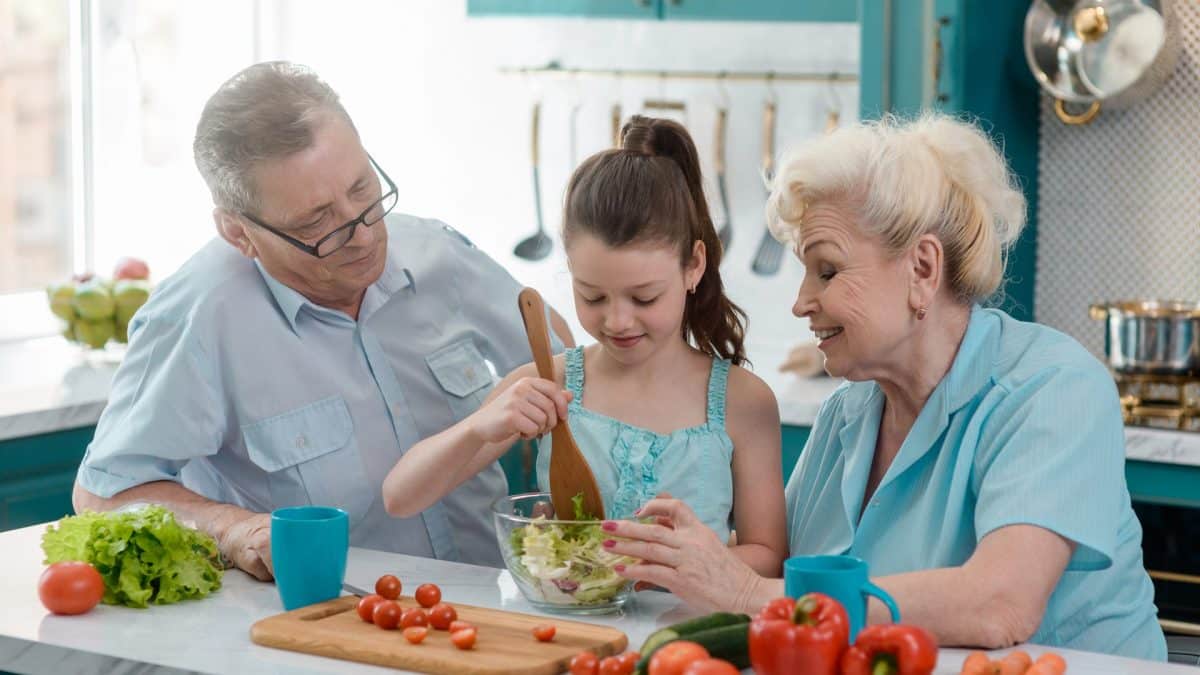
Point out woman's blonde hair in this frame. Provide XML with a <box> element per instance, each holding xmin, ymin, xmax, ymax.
<box><xmin>766</xmin><ymin>112</ymin><xmax>1026</xmax><ymax>304</ymax></box>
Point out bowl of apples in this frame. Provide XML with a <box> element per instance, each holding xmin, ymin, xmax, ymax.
<box><xmin>47</xmin><ymin>257</ymin><xmax>153</xmax><ymax>359</ymax></box>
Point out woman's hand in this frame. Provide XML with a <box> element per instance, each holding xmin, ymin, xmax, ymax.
<box><xmin>467</xmin><ymin>377</ymin><xmax>571</xmax><ymax>444</ymax></box>
<box><xmin>602</xmin><ymin>497</ymin><xmax>771</xmax><ymax>613</ymax></box>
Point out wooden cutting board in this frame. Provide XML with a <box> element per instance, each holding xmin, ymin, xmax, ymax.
<box><xmin>250</xmin><ymin>595</ymin><xmax>628</xmax><ymax>675</ymax></box>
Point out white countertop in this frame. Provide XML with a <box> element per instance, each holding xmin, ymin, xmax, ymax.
<box><xmin>0</xmin><ymin>523</ymin><xmax>1189</xmax><ymax>675</ymax></box>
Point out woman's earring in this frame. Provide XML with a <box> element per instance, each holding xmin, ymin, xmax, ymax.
<box><xmin>916</xmin><ymin>306</ymin><xmax>927</xmax><ymax>320</ymax></box>
<box><xmin>688</xmin><ymin>284</ymin><xmax>697</xmax><ymax>294</ymax></box>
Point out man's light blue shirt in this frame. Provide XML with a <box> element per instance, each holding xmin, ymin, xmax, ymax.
<box><xmin>77</xmin><ymin>214</ymin><xmax>559</xmax><ymax>567</ymax></box>
<box><xmin>785</xmin><ymin>307</ymin><xmax>1166</xmax><ymax>660</ymax></box>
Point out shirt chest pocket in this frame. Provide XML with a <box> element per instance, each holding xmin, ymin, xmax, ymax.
<box><xmin>241</xmin><ymin>396</ymin><xmax>372</xmax><ymax>527</ymax></box>
<box><xmin>426</xmin><ymin>339</ymin><xmax>494</xmax><ymax>421</ymax></box>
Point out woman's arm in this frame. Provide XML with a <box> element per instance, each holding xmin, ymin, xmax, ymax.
<box><xmin>725</xmin><ymin>367</ymin><xmax>788</xmax><ymax>577</ymax></box>
<box><xmin>869</xmin><ymin>524</ymin><xmax>1073</xmax><ymax>648</ymax></box>
<box><xmin>383</xmin><ymin>361</ymin><xmax>569</xmax><ymax>517</ymax></box>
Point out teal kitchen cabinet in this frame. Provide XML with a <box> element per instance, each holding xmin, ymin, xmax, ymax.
<box><xmin>467</xmin><ymin>0</ymin><xmax>658</xmax><ymax>19</ymax></box>
<box><xmin>0</xmin><ymin>426</ymin><xmax>92</xmax><ymax>531</ymax></box>
<box><xmin>467</xmin><ymin>0</ymin><xmax>856</xmax><ymax>21</ymax></box>
<box><xmin>659</xmin><ymin>0</ymin><xmax>856</xmax><ymax>22</ymax></box>
<box><xmin>859</xmin><ymin>0</ymin><xmax>1038</xmax><ymax>321</ymax></box>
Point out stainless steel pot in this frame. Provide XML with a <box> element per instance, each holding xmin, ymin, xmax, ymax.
<box><xmin>1025</xmin><ymin>0</ymin><xmax>1179</xmax><ymax>125</ymax></box>
<box><xmin>1090</xmin><ymin>300</ymin><xmax>1200</xmax><ymax>374</ymax></box>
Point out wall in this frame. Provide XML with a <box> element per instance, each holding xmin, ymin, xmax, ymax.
<box><xmin>1036</xmin><ymin>2</ymin><xmax>1200</xmax><ymax>356</ymax></box>
<box><xmin>258</xmin><ymin>1</ymin><xmax>859</xmax><ymax>365</ymax></box>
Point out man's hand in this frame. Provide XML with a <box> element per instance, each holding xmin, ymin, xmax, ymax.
<box><xmin>218</xmin><ymin>512</ymin><xmax>274</xmax><ymax>581</ymax></box>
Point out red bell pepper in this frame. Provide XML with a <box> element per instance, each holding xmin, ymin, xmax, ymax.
<box><xmin>748</xmin><ymin>593</ymin><xmax>850</xmax><ymax>675</ymax></box>
<box><xmin>839</xmin><ymin>623</ymin><xmax>938</xmax><ymax>675</ymax></box>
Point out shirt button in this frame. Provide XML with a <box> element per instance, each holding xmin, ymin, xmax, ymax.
<box><xmin>295</xmin><ymin>434</ymin><xmax>308</xmax><ymax>449</ymax></box>
<box><xmin>871</xmin><ymin>500</ymin><xmax>880</xmax><ymax>508</ymax></box>
<box><xmin>464</xmin><ymin>366</ymin><xmax>476</xmax><ymax>380</ymax></box>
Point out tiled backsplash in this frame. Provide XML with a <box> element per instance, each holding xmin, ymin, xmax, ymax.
<box><xmin>1036</xmin><ymin>2</ymin><xmax>1200</xmax><ymax>357</ymax></box>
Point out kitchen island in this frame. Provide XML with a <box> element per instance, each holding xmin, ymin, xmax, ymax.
<box><xmin>0</xmin><ymin>523</ymin><xmax>1191</xmax><ymax>675</ymax></box>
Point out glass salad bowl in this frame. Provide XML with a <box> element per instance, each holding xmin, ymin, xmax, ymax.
<box><xmin>493</xmin><ymin>492</ymin><xmax>638</xmax><ymax>614</ymax></box>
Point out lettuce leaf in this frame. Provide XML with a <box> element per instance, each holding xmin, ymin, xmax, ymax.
<box><xmin>42</xmin><ymin>505</ymin><xmax>223</xmax><ymax>608</ymax></box>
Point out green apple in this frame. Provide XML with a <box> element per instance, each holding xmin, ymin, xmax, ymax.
<box><xmin>61</xmin><ymin>320</ymin><xmax>77</xmax><ymax>343</ymax></box>
<box><xmin>72</xmin><ymin>280</ymin><xmax>115</xmax><ymax>320</ymax></box>
<box><xmin>47</xmin><ymin>282</ymin><xmax>77</xmax><ymax>320</ymax></box>
<box><xmin>113</xmin><ymin>279</ymin><xmax>151</xmax><ymax>314</ymax></box>
<box><xmin>115</xmin><ymin>317</ymin><xmax>129</xmax><ymax>344</ymax></box>
<box><xmin>74</xmin><ymin>318</ymin><xmax>115</xmax><ymax>349</ymax></box>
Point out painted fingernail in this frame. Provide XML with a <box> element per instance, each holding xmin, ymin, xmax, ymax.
<box><xmin>603</xmin><ymin>539</ymin><xmax>615</xmax><ymax>548</ymax></box>
<box><xmin>633</xmin><ymin>507</ymin><xmax>642</xmax><ymax>515</ymax></box>
<box><xmin>614</xmin><ymin>564</ymin><xmax>625</xmax><ymax>573</ymax></box>
<box><xmin>601</xmin><ymin>521</ymin><xmax>617</xmax><ymax>532</ymax></box>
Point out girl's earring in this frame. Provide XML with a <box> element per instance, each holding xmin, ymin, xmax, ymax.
<box><xmin>916</xmin><ymin>306</ymin><xmax>927</xmax><ymax>320</ymax></box>
<box><xmin>688</xmin><ymin>284</ymin><xmax>697</xmax><ymax>294</ymax></box>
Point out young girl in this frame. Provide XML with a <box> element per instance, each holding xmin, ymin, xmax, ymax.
<box><xmin>383</xmin><ymin>116</ymin><xmax>787</xmax><ymax>576</ymax></box>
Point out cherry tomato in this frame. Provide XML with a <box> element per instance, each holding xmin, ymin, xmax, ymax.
<box><xmin>681</xmin><ymin>659</ymin><xmax>740</xmax><ymax>675</ymax></box>
<box><xmin>372</xmin><ymin>600</ymin><xmax>402</xmax><ymax>630</ymax></box>
<box><xmin>400</xmin><ymin>607</ymin><xmax>429</xmax><ymax>629</ymax></box>
<box><xmin>450</xmin><ymin>626</ymin><xmax>477</xmax><ymax>650</ymax></box>
<box><xmin>375</xmin><ymin>574</ymin><xmax>402</xmax><ymax>600</ymax></box>
<box><xmin>449</xmin><ymin>620</ymin><xmax>475</xmax><ymax>633</ymax></box>
<box><xmin>598</xmin><ymin>656</ymin><xmax>626</xmax><ymax>675</ymax></box>
<box><xmin>403</xmin><ymin>626</ymin><xmax>429</xmax><ymax>644</ymax></box>
<box><xmin>998</xmin><ymin>651</ymin><xmax>1032</xmax><ymax>675</ymax></box>
<box><xmin>356</xmin><ymin>594</ymin><xmax>384</xmax><ymax>623</ymax></box>
<box><xmin>429</xmin><ymin>602</ymin><xmax>457</xmax><ymax>630</ymax></box>
<box><xmin>38</xmin><ymin>561</ymin><xmax>104</xmax><ymax>616</ymax></box>
<box><xmin>1033</xmin><ymin>653</ymin><xmax>1068</xmax><ymax>675</ymax></box>
<box><xmin>647</xmin><ymin>641</ymin><xmax>709</xmax><ymax>675</ymax></box>
<box><xmin>532</xmin><ymin>623</ymin><xmax>557</xmax><ymax>642</ymax></box>
<box><xmin>569</xmin><ymin>651</ymin><xmax>599</xmax><ymax>675</ymax></box>
<box><xmin>617</xmin><ymin>652</ymin><xmax>641</xmax><ymax>673</ymax></box>
<box><xmin>415</xmin><ymin>583</ymin><xmax>441</xmax><ymax>608</ymax></box>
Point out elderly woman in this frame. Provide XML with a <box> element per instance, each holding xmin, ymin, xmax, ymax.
<box><xmin>602</xmin><ymin>114</ymin><xmax>1165</xmax><ymax>660</ymax></box>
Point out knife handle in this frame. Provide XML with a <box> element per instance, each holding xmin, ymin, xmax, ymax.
<box><xmin>762</xmin><ymin>101</ymin><xmax>776</xmax><ymax>177</ymax></box>
<box><xmin>715</xmin><ymin>107</ymin><xmax>728</xmax><ymax>175</ymax></box>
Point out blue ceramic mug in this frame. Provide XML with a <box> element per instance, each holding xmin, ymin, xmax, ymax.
<box><xmin>784</xmin><ymin>555</ymin><xmax>901</xmax><ymax>640</ymax></box>
<box><xmin>271</xmin><ymin>506</ymin><xmax>348</xmax><ymax>611</ymax></box>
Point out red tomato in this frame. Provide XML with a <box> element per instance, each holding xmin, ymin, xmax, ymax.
<box><xmin>429</xmin><ymin>602</ymin><xmax>457</xmax><ymax>630</ymax></box>
<box><xmin>356</xmin><ymin>594</ymin><xmax>384</xmax><ymax>623</ymax></box>
<box><xmin>532</xmin><ymin>623</ymin><xmax>557</xmax><ymax>642</ymax></box>
<box><xmin>375</xmin><ymin>574</ymin><xmax>402</xmax><ymax>600</ymax></box>
<box><xmin>400</xmin><ymin>607</ymin><xmax>429</xmax><ymax>629</ymax></box>
<box><xmin>450</xmin><ymin>626</ymin><xmax>477</xmax><ymax>650</ymax></box>
<box><xmin>598</xmin><ymin>656</ymin><xmax>626</xmax><ymax>675</ymax></box>
<box><xmin>415</xmin><ymin>583</ymin><xmax>441</xmax><ymax>608</ymax></box>
<box><xmin>617</xmin><ymin>652</ymin><xmax>641</xmax><ymax>673</ymax></box>
<box><xmin>403</xmin><ymin>626</ymin><xmax>429</xmax><ymax>644</ymax></box>
<box><xmin>372</xmin><ymin>600</ymin><xmax>402</xmax><ymax>630</ymax></box>
<box><xmin>648</xmin><ymin>641</ymin><xmax>709</xmax><ymax>675</ymax></box>
<box><xmin>681</xmin><ymin>659</ymin><xmax>740</xmax><ymax>675</ymax></box>
<box><xmin>569</xmin><ymin>651</ymin><xmax>599</xmax><ymax>675</ymax></box>
<box><xmin>449</xmin><ymin>620</ymin><xmax>475</xmax><ymax>633</ymax></box>
<box><xmin>38</xmin><ymin>562</ymin><xmax>104</xmax><ymax>616</ymax></box>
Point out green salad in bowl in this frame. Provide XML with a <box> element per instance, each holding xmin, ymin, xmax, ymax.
<box><xmin>493</xmin><ymin>492</ymin><xmax>638</xmax><ymax>614</ymax></box>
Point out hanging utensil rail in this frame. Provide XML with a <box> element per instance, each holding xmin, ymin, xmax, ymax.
<box><xmin>501</xmin><ymin>64</ymin><xmax>857</xmax><ymax>84</ymax></box>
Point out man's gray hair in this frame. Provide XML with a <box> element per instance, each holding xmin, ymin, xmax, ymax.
<box><xmin>193</xmin><ymin>61</ymin><xmax>356</xmax><ymax>213</ymax></box>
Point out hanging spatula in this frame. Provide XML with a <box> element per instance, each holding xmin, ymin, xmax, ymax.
<box><xmin>714</xmin><ymin>106</ymin><xmax>732</xmax><ymax>254</ymax></box>
<box><xmin>517</xmin><ymin>288</ymin><xmax>605</xmax><ymax>520</ymax></box>
<box><xmin>751</xmin><ymin>100</ymin><xmax>784</xmax><ymax>276</ymax></box>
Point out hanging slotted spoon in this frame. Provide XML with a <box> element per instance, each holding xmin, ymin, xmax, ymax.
<box><xmin>513</xmin><ymin>102</ymin><xmax>552</xmax><ymax>261</ymax></box>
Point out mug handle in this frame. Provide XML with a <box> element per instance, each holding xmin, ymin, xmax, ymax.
<box><xmin>863</xmin><ymin>581</ymin><xmax>901</xmax><ymax>623</ymax></box>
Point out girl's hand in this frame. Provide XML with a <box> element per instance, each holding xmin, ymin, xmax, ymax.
<box><xmin>602</xmin><ymin>497</ymin><xmax>767</xmax><ymax>613</ymax></box>
<box><xmin>467</xmin><ymin>377</ymin><xmax>571</xmax><ymax>444</ymax></box>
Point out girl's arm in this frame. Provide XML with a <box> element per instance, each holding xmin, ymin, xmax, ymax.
<box><xmin>383</xmin><ymin>360</ymin><xmax>568</xmax><ymax>518</ymax></box>
<box><xmin>725</xmin><ymin>367</ymin><xmax>789</xmax><ymax>577</ymax></box>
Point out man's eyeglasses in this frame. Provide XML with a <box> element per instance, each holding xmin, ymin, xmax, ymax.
<box><xmin>241</xmin><ymin>155</ymin><xmax>398</xmax><ymax>259</ymax></box>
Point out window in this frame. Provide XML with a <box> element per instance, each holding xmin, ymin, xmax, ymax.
<box><xmin>0</xmin><ymin>0</ymin><xmax>72</xmax><ymax>295</ymax></box>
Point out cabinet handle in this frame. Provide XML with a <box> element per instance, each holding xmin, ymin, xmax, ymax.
<box><xmin>932</xmin><ymin>16</ymin><xmax>951</xmax><ymax>105</ymax></box>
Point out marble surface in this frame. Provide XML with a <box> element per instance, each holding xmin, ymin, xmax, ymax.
<box><xmin>0</xmin><ymin>337</ymin><xmax>118</xmax><ymax>442</ymax></box>
<box><xmin>0</xmin><ymin>523</ymin><xmax>1192</xmax><ymax>674</ymax></box>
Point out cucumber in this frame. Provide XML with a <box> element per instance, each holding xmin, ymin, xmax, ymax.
<box><xmin>634</xmin><ymin>623</ymin><xmax>751</xmax><ymax>675</ymax></box>
<box><xmin>639</xmin><ymin>612</ymin><xmax>750</xmax><ymax>656</ymax></box>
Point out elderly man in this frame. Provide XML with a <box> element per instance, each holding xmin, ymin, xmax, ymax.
<box><xmin>72</xmin><ymin>61</ymin><xmax>572</xmax><ymax>579</ymax></box>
